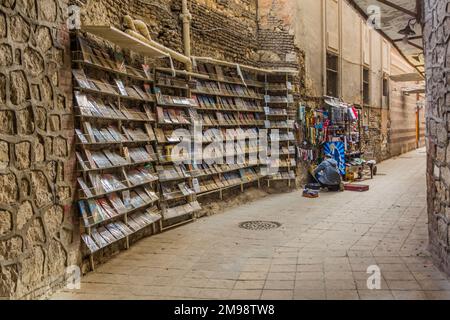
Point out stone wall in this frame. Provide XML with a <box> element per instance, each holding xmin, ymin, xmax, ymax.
<box><xmin>424</xmin><ymin>0</ymin><xmax>450</xmax><ymax>274</ymax></box>
<box><xmin>0</xmin><ymin>0</ymin><xmax>76</xmax><ymax>299</ymax></box>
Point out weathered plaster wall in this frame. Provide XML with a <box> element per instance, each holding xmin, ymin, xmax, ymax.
<box><xmin>424</xmin><ymin>0</ymin><xmax>450</xmax><ymax>275</ymax></box>
<box><xmin>0</xmin><ymin>0</ymin><xmax>76</xmax><ymax>299</ymax></box>
<box><xmin>389</xmin><ymin>50</ymin><xmax>424</xmax><ymax>157</ymax></box>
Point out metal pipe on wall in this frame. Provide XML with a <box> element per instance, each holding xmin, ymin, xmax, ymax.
<box><xmin>180</xmin><ymin>0</ymin><xmax>192</xmax><ymax>70</ymax></box>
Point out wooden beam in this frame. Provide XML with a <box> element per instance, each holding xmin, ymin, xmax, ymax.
<box><xmin>375</xmin><ymin>0</ymin><xmax>417</xmax><ymax>18</ymax></box>
<box><xmin>407</xmin><ymin>41</ymin><xmax>423</xmax><ymax>50</ymax></box>
<box><xmin>393</xmin><ymin>35</ymin><xmax>422</xmax><ymax>42</ymax></box>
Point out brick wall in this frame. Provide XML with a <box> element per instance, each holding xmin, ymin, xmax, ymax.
<box><xmin>72</xmin><ymin>0</ymin><xmax>260</xmax><ymax>65</ymax></box>
<box><xmin>424</xmin><ymin>0</ymin><xmax>450</xmax><ymax>274</ymax></box>
<box><xmin>0</xmin><ymin>0</ymin><xmax>76</xmax><ymax>299</ymax></box>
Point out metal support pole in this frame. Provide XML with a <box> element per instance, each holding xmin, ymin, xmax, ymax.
<box><xmin>180</xmin><ymin>0</ymin><xmax>192</xmax><ymax>70</ymax></box>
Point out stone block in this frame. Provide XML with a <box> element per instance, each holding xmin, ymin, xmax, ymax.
<box><xmin>42</xmin><ymin>205</ymin><xmax>63</xmax><ymax>237</ymax></box>
<box><xmin>0</xmin><ymin>236</ymin><xmax>23</xmax><ymax>260</ymax></box>
<box><xmin>14</xmin><ymin>141</ymin><xmax>31</xmax><ymax>170</ymax></box>
<box><xmin>10</xmin><ymin>70</ymin><xmax>29</xmax><ymax>105</ymax></box>
<box><xmin>0</xmin><ymin>44</ymin><xmax>13</xmax><ymax>66</ymax></box>
<box><xmin>16</xmin><ymin>201</ymin><xmax>34</xmax><ymax>231</ymax></box>
<box><xmin>0</xmin><ymin>72</ymin><xmax>5</xmax><ymax>103</ymax></box>
<box><xmin>0</xmin><ymin>210</ymin><xmax>12</xmax><ymax>236</ymax></box>
<box><xmin>24</xmin><ymin>47</ymin><xmax>45</xmax><ymax>76</ymax></box>
<box><xmin>10</xmin><ymin>14</ymin><xmax>30</xmax><ymax>43</ymax></box>
<box><xmin>35</xmin><ymin>26</ymin><xmax>53</xmax><ymax>52</ymax></box>
<box><xmin>0</xmin><ymin>140</ymin><xmax>9</xmax><ymax>169</ymax></box>
<box><xmin>0</xmin><ymin>173</ymin><xmax>18</xmax><ymax>204</ymax></box>
<box><xmin>21</xmin><ymin>246</ymin><xmax>45</xmax><ymax>287</ymax></box>
<box><xmin>38</xmin><ymin>0</ymin><xmax>57</xmax><ymax>22</ymax></box>
<box><xmin>30</xmin><ymin>171</ymin><xmax>52</xmax><ymax>208</ymax></box>
<box><xmin>0</xmin><ymin>12</ymin><xmax>6</xmax><ymax>38</ymax></box>
<box><xmin>26</xmin><ymin>218</ymin><xmax>46</xmax><ymax>245</ymax></box>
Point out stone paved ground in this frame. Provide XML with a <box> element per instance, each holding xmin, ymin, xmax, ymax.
<box><xmin>52</xmin><ymin>148</ymin><xmax>450</xmax><ymax>300</ymax></box>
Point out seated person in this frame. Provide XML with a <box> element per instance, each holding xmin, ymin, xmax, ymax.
<box><xmin>313</xmin><ymin>154</ymin><xmax>342</xmax><ymax>191</ymax></box>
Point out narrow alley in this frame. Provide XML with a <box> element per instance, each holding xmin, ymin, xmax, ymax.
<box><xmin>51</xmin><ymin>149</ymin><xmax>450</xmax><ymax>300</ymax></box>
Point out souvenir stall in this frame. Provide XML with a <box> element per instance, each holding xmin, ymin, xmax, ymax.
<box><xmin>300</xmin><ymin>97</ymin><xmax>375</xmax><ymax>184</ymax></box>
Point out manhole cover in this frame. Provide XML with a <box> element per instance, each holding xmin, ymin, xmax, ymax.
<box><xmin>239</xmin><ymin>221</ymin><xmax>281</xmax><ymax>231</ymax></box>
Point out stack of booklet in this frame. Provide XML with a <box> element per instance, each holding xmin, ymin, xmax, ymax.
<box><xmin>81</xmin><ymin>221</ymin><xmax>134</xmax><ymax>253</ymax></box>
<box><xmin>164</xmin><ymin>201</ymin><xmax>202</xmax><ymax>220</ymax></box>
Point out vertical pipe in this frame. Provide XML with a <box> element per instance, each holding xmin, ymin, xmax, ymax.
<box><xmin>322</xmin><ymin>0</ymin><xmax>327</xmax><ymax>96</ymax></box>
<box><xmin>180</xmin><ymin>0</ymin><xmax>192</xmax><ymax>69</ymax></box>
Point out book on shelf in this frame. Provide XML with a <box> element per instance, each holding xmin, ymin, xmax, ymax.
<box><xmin>91</xmin><ymin>229</ymin><xmax>108</xmax><ymax>248</ymax></box>
<box><xmin>133</xmin><ymin>85</ymin><xmax>149</xmax><ymax>100</ymax></box>
<box><xmin>143</xmin><ymin>105</ymin><xmax>155</xmax><ymax>122</ymax></box>
<box><xmin>106</xmin><ymin>223</ymin><xmax>125</xmax><ymax>240</ymax></box>
<box><xmin>114</xmin><ymin>221</ymin><xmax>133</xmax><ymax>236</ymax></box>
<box><xmin>125</xmin><ymin>86</ymin><xmax>142</xmax><ymax>100</ymax></box>
<box><xmin>136</xmin><ymin>188</ymin><xmax>151</xmax><ymax>203</ymax></box>
<box><xmin>130</xmin><ymin>190</ymin><xmax>145</xmax><ymax>208</ymax></box>
<box><xmin>107</xmin><ymin>193</ymin><xmax>127</xmax><ymax>214</ymax></box>
<box><xmin>97</xmin><ymin>226</ymin><xmax>116</xmax><ymax>244</ymax></box>
<box><xmin>122</xmin><ymin>190</ymin><xmax>131</xmax><ymax>209</ymax></box>
<box><xmin>81</xmin><ymin>234</ymin><xmax>100</xmax><ymax>253</ymax></box>
<box><xmin>101</xmin><ymin>173</ymin><xmax>126</xmax><ymax>193</ymax></box>
<box><xmin>73</xmin><ymin>69</ymin><xmax>94</xmax><ymax>90</ymax></box>
<box><xmin>115</xmin><ymin>79</ymin><xmax>128</xmax><ymax>96</ymax></box>
<box><xmin>75</xmin><ymin>129</ymin><xmax>88</xmax><ymax>144</ymax></box>
<box><xmin>142</xmin><ymin>64</ymin><xmax>152</xmax><ymax>79</ymax></box>
<box><xmin>82</xmin><ymin>122</ymin><xmax>95</xmax><ymax>143</ymax></box>
<box><xmin>77</xmin><ymin>178</ymin><xmax>93</xmax><ymax>198</ymax></box>
<box><xmin>76</xmin><ymin>152</ymin><xmax>90</xmax><ymax>171</ymax></box>
<box><xmin>144</xmin><ymin>187</ymin><xmax>159</xmax><ymax>201</ymax></box>
<box><xmin>78</xmin><ymin>200</ymin><xmax>94</xmax><ymax>226</ymax></box>
<box><xmin>97</xmin><ymin>198</ymin><xmax>117</xmax><ymax>219</ymax></box>
<box><xmin>113</xmin><ymin>52</ymin><xmax>126</xmax><ymax>73</ymax></box>
<box><xmin>192</xmin><ymin>178</ymin><xmax>201</xmax><ymax>193</ymax></box>
<box><xmin>178</xmin><ymin>182</ymin><xmax>194</xmax><ymax>196</ymax></box>
<box><xmin>88</xmin><ymin>172</ymin><xmax>105</xmax><ymax>195</ymax></box>
<box><xmin>91</xmin><ymin>151</ymin><xmax>112</xmax><ymax>169</ymax></box>
<box><xmin>127</xmin><ymin>216</ymin><xmax>143</xmax><ymax>231</ymax></box>
<box><xmin>86</xmin><ymin>199</ymin><xmax>105</xmax><ymax>224</ymax></box>
<box><xmin>83</xmin><ymin>149</ymin><xmax>97</xmax><ymax>169</ymax></box>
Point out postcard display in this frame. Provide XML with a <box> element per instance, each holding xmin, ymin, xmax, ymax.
<box><xmin>261</xmin><ymin>73</ymin><xmax>297</xmax><ymax>187</ymax></box>
<box><xmin>190</xmin><ymin>62</ymin><xmax>266</xmax><ymax>199</ymax></box>
<box><xmin>153</xmin><ymin>68</ymin><xmax>202</xmax><ymax>224</ymax></box>
<box><xmin>72</xmin><ymin>34</ymin><xmax>165</xmax><ymax>269</ymax></box>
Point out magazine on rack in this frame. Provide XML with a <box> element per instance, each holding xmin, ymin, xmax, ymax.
<box><xmin>127</xmin><ymin>216</ymin><xmax>142</xmax><ymax>231</ymax></box>
<box><xmin>101</xmin><ymin>173</ymin><xmax>126</xmax><ymax>193</ymax></box>
<box><xmin>105</xmin><ymin>223</ymin><xmax>125</xmax><ymax>240</ymax></box>
<box><xmin>136</xmin><ymin>188</ymin><xmax>151</xmax><ymax>203</ymax></box>
<box><xmin>78</xmin><ymin>200</ymin><xmax>94</xmax><ymax>227</ymax></box>
<box><xmin>115</xmin><ymin>79</ymin><xmax>128</xmax><ymax>96</ymax></box>
<box><xmin>86</xmin><ymin>199</ymin><xmax>105</xmax><ymax>224</ymax></box>
<box><xmin>88</xmin><ymin>172</ymin><xmax>105</xmax><ymax>195</ymax></box>
<box><xmin>90</xmin><ymin>229</ymin><xmax>109</xmax><ymax>248</ymax></box>
<box><xmin>90</xmin><ymin>151</ymin><xmax>110</xmax><ymax>168</ymax></box>
<box><xmin>114</xmin><ymin>221</ymin><xmax>133</xmax><ymax>236</ymax></box>
<box><xmin>107</xmin><ymin>193</ymin><xmax>127</xmax><ymax>214</ymax></box>
<box><xmin>97</xmin><ymin>198</ymin><xmax>117</xmax><ymax>218</ymax></box>
<box><xmin>76</xmin><ymin>152</ymin><xmax>89</xmax><ymax>171</ymax></box>
<box><xmin>98</xmin><ymin>226</ymin><xmax>116</xmax><ymax>243</ymax></box>
<box><xmin>81</xmin><ymin>234</ymin><xmax>100</xmax><ymax>253</ymax></box>
<box><xmin>77</xmin><ymin>178</ymin><xmax>93</xmax><ymax>198</ymax></box>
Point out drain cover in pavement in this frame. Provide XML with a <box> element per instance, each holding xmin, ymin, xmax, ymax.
<box><xmin>239</xmin><ymin>221</ymin><xmax>281</xmax><ymax>231</ymax></box>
